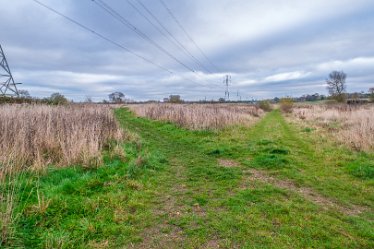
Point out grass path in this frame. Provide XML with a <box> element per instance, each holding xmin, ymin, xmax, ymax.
<box><xmin>6</xmin><ymin>108</ymin><xmax>373</xmax><ymax>248</ymax></box>
<box><xmin>115</xmin><ymin>109</ymin><xmax>373</xmax><ymax>249</ymax></box>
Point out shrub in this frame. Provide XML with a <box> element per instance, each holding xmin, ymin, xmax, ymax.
<box><xmin>279</xmin><ymin>98</ymin><xmax>294</xmax><ymax>113</ymax></box>
<box><xmin>258</xmin><ymin>100</ymin><xmax>272</xmax><ymax>112</ymax></box>
<box><xmin>369</xmin><ymin>88</ymin><xmax>374</xmax><ymax>103</ymax></box>
<box><xmin>49</xmin><ymin>93</ymin><xmax>69</xmax><ymax>105</ymax></box>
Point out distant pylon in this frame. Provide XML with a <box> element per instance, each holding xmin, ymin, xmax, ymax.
<box><xmin>0</xmin><ymin>44</ymin><xmax>20</xmax><ymax>96</ymax></box>
<box><xmin>223</xmin><ymin>75</ymin><xmax>231</xmax><ymax>100</ymax></box>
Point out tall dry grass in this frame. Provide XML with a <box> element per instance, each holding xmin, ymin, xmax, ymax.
<box><xmin>0</xmin><ymin>104</ymin><xmax>123</xmax><ymax>172</ymax></box>
<box><xmin>292</xmin><ymin>104</ymin><xmax>374</xmax><ymax>151</ymax></box>
<box><xmin>128</xmin><ymin>103</ymin><xmax>264</xmax><ymax>130</ymax></box>
<box><xmin>0</xmin><ymin>104</ymin><xmax>124</xmax><ymax>246</ymax></box>
<box><xmin>0</xmin><ymin>156</ymin><xmax>21</xmax><ymax>246</ymax></box>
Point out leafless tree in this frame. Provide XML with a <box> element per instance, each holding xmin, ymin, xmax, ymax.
<box><xmin>109</xmin><ymin>92</ymin><xmax>125</xmax><ymax>103</ymax></box>
<box><xmin>326</xmin><ymin>71</ymin><xmax>347</xmax><ymax>102</ymax></box>
<box><xmin>18</xmin><ymin>90</ymin><xmax>31</xmax><ymax>98</ymax></box>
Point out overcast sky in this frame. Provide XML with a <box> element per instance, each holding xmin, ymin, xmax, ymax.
<box><xmin>1</xmin><ymin>0</ymin><xmax>374</xmax><ymax>101</ymax></box>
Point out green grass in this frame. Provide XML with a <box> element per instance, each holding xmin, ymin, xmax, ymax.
<box><xmin>3</xmin><ymin>140</ymin><xmax>167</xmax><ymax>248</ymax></box>
<box><xmin>2</xmin><ymin>108</ymin><xmax>373</xmax><ymax>248</ymax></box>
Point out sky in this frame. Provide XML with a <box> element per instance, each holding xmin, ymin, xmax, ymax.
<box><xmin>1</xmin><ymin>0</ymin><xmax>374</xmax><ymax>101</ymax></box>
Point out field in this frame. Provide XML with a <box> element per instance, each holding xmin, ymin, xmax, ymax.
<box><xmin>292</xmin><ymin>104</ymin><xmax>374</xmax><ymax>151</ymax></box>
<box><xmin>128</xmin><ymin>103</ymin><xmax>263</xmax><ymax>129</ymax></box>
<box><xmin>0</xmin><ymin>104</ymin><xmax>124</xmax><ymax>172</ymax></box>
<box><xmin>0</xmin><ymin>103</ymin><xmax>373</xmax><ymax>248</ymax></box>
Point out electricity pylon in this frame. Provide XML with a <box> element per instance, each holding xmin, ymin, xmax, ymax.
<box><xmin>223</xmin><ymin>75</ymin><xmax>231</xmax><ymax>101</ymax></box>
<box><xmin>0</xmin><ymin>44</ymin><xmax>20</xmax><ymax>96</ymax></box>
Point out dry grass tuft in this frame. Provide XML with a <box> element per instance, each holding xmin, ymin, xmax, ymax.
<box><xmin>0</xmin><ymin>104</ymin><xmax>123</xmax><ymax>172</ymax></box>
<box><xmin>292</xmin><ymin>104</ymin><xmax>374</xmax><ymax>151</ymax></box>
<box><xmin>128</xmin><ymin>103</ymin><xmax>264</xmax><ymax>130</ymax></box>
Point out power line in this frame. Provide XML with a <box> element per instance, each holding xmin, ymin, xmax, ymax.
<box><xmin>31</xmin><ymin>0</ymin><xmax>172</xmax><ymax>74</ymax></box>
<box><xmin>92</xmin><ymin>0</ymin><xmax>196</xmax><ymax>73</ymax></box>
<box><xmin>128</xmin><ymin>0</ymin><xmax>212</xmax><ymax>74</ymax></box>
<box><xmin>92</xmin><ymin>0</ymin><xmax>220</xmax><ymax>87</ymax></box>
<box><xmin>132</xmin><ymin>0</ymin><xmax>221</xmax><ymax>86</ymax></box>
<box><xmin>158</xmin><ymin>0</ymin><xmax>219</xmax><ymax>72</ymax></box>
<box><xmin>31</xmin><ymin>0</ymin><xmax>217</xmax><ymax>90</ymax></box>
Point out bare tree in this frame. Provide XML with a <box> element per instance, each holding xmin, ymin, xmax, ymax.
<box><xmin>326</xmin><ymin>71</ymin><xmax>347</xmax><ymax>102</ymax></box>
<box><xmin>85</xmin><ymin>96</ymin><xmax>93</xmax><ymax>103</ymax></box>
<box><xmin>18</xmin><ymin>90</ymin><xmax>31</xmax><ymax>99</ymax></box>
<box><xmin>109</xmin><ymin>92</ymin><xmax>125</xmax><ymax>103</ymax></box>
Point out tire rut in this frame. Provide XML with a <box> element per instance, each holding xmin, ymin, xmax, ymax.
<box><xmin>242</xmin><ymin>168</ymin><xmax>368</xmax><ymax>216</ymax></box>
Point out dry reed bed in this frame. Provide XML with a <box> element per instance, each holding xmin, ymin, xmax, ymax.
<box><xmin>292</xmin><ymin>105</ymin><xmax>374</xmax><ymax>151</ymax></box>
<box><xmin>128</xmin><ymin>104</ymin><xmax>264</xmax><ymax>130</ymax></box>
<box><xmin>0</xmin><ymin>104</ymin><xmax>123</xmax><ymax>173</ymax></box>
<box><xmin>0</xmin><ymin>104</ymin><xmax>123</xmax><ymax>245</ymax></box>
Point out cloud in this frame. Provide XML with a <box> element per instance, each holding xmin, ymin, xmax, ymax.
<box><xmin>264</xmin><ymin>71</ymin><xmax>311</xmax><ymax>82</ymax></box>
<box><xmin>1</xmin><ymin>0</ymin><xmax>373</xmax><ymax>100</ymax></box>
<box><xmin>316</xmin><ymin>57</ymin><xmax>374</xmax><ymax>72</ymax></box>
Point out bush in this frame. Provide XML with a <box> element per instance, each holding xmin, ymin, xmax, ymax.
<box><xmin>369</xmin><ymin>88</ymin><xmax>374</xmax><ymax>103</ymax></box>
<box><xmin>258</xmin><ymin>100</ymin><xmax>272</xmax><ymax>112</ymax></box>
<box><xmin>0</xmin><ymin>96</ymin><xmax>34</xmax><ymax>104</ymax></box>
<box><xmin>49</xmin><ymin>93</ymin><xmax>69</xmax><ymax>105</ymax></box>
<box><xmin>279</xmin><ymin>98</ymin><xmax>294</xmax><ymax>113</ymax></box>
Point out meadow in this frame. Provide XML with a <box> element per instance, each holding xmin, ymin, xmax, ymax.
<box><xmin>0</xmin><ymin>102</ymin><xmax>373</xmax><ymax>248</ymax></box>
<box><xmin>0</xmin><ymin>104</ymin><xmax>123</xmax><ymax>172</ymax></box>
<box><xmin>128</xmin><ymin>103</ymin><xmax>263</xmax><ymax>129</ymax></box>
<box><xmin>292</xmin><ymin>104</ymin><xmax>374</xmax><ymax>151</ymax></box>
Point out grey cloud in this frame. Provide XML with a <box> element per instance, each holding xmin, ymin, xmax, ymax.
<box><xmin>1</xmin><ymin>0</ymin><xmax>373</xmax><ymax>101</ymax></box>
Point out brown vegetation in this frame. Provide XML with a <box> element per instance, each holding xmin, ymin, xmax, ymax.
<box><xmin>128</xmin><ymin>103</ymin><xmax>264</xmax><ymax>130</ymax></box>
<box><xmin>279</xmin><ymin>98</ymin><xmax>294</xmax><ymax>113</ymax></box>
<box><xmin>292</xmin><ymin>104</ymin><xmax>374</xmax><ymax>151</ymax></box>
<box><xmin>258</xmin><ymin>100</ymin><xmax>272</xmax><ymax>112</ymax></box>
<box><xmin>0</xmin><ymin>104</ymin><xmax>124</xmax><ymax>245</ymax></box>
<box><xmin>0</xmin><ymin>104</ymin><xmax>123</xmax><ymax>172</ymax></box>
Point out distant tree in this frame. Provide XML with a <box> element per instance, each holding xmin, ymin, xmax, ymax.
<box><xmin>18</xmin><ymin>90</ymin><xmax>31</xmax><ymax>99</ymax></box>
<box><xmin>109</xmin><ymin>92</ymin><xmax>125</xmax><ymax>103</ymax></box>
<box><xmin>326</xmin><ymin>71</ymin><xmax>347</xmax><ymax>103</ymax></box>
<box><xmin>49</xmin><ymin>92</ymin><xmax>68</xmax><ymax>105</ymax></box>
<box><xmin>273</xmin><ymin>97</ymin><xmax>280</xmax><ymax>103</ymax></box>
<box><xmin>305</xmin><ymin>93</ymin><xmax>320</xmax><ymax>102</ymax></box>
<box><xmin>218</xmin><ymin>98</ymin><xmax>225</xmax><ymax>103</ymax></box>
<box><xmin>279</xmin><ymin>97</ymin><xmax>294</xmax><ymax>113</ymax></box>
<box><xmin>85</xmin><ymin>96</ymin><xmax>93</xmax><ymax>103</ymax></box>
<box><xmin>169</xmin><ymin>95</ymin><xmax>182</xmax><ymax>103</ymax></box>
<box><xmin>369</xmin><ymin>88</ymin><xmax>374</xmax><ymax>103</ymax></box>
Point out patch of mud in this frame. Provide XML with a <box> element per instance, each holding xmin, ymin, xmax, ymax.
<box><xmin>218</xmin><ymin>159</ymin><xmax>240</xmax><ymax>168</ymax></box>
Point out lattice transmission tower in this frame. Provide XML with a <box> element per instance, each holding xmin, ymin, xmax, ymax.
<box><xmin>0</xmin><ymin>44</ymin><xmax>20</xmax><ymax>96</ymax></box>
<box><xmin>223</xmin><ymin>75</ymin><xmax>231</xmax><ymax>101</ymax></box>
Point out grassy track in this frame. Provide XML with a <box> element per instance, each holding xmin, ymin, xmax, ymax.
<box><xmin>8</xmin><ymin>108</ymin><xmax>373</xmax><ymax>248</ymax></box>
<box><xmin>114</xmin><ymin>109</ymin><xmax>373</xmax><ymax>248</ymax></box>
